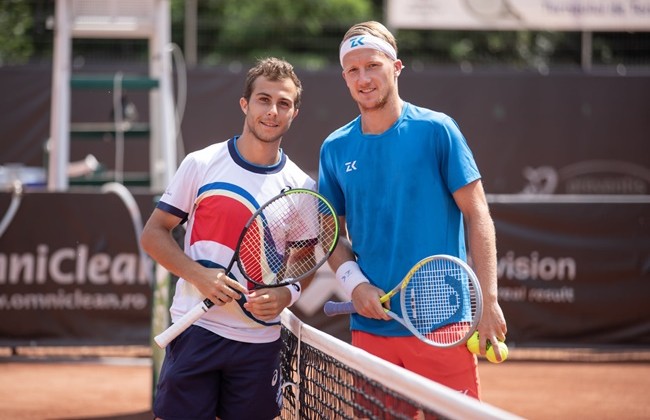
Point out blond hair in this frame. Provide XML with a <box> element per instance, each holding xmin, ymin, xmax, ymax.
<box><xmin>341</xmin><ymin>21</ymin><xmax>398</xmax><ymax>56</ymax></box>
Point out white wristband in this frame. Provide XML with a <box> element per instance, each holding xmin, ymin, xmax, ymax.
<box><xmin>285</xmin><ymin>282</ymin><xmax>302</xmax><ymax>307</ymax></box>
<box><xmin>336</xmin><ymin>261</ymin><xmax>369</xmax><ymax>299</ymax></box>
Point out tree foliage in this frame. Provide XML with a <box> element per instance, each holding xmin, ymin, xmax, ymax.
<box><xmin>0</xmin><ymin>0</ymin><xmax>33</xmax><ymax>65</ymax></box>
<box><xmin>173</xmin><ymin>0</ymin><xmax>376</xmax><ymax>67</ymax></box>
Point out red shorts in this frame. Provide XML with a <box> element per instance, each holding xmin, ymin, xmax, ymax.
<box><xmin>352</xmin><ymin>330</ymin><xmax>481</xmax><ymax>400</ymax></box>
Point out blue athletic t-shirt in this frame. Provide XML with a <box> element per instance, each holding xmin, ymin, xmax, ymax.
<box><xmin>318</xmin><ymin>102</ymin><xmax>481</xmax><ymax>336</ymax></box>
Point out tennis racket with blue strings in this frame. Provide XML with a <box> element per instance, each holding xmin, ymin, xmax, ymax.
<box><xmin>324</xmin><ymin>255</ymin><xmax>482</xmax><ymax>348</ymax></box>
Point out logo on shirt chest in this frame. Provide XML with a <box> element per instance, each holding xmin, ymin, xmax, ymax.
<box><xmin>345</xmin><ymin>160</ymin><xmax>358</xmax><ymax>172</ymax></box>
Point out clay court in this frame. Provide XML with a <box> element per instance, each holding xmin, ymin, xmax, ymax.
<box><xmin>1</xmin><ymin>347</ymin><xmax>649</xmax><ymax>420</ymax></box>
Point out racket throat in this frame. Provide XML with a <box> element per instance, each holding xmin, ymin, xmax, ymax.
<box><xmin>409</xmin><ymin>289</ymin><xmax>417</xmax><ymax>319</ymax></box>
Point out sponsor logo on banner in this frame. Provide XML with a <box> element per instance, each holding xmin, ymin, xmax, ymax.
<box><xmin>387</xmin><ymin>0</ymin><xmax>650</xmax><ymax>31</ymax></box>
<box><xmin>497</xmin><ymin>251</ymin><xmax>577</xmax><ymax>304</ymax></box>
<box><xmin>0</xmin><ymin>244</ymin><xmax>151</xmax><ymax>312</ymax></box>
<box><xmin>520</xmin><ymin>160</ymin><xmax>650</xmax><ymax>194</ymax></box>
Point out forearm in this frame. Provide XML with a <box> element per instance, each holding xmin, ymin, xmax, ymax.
<box><xmin>325</xmin><ymin>216</ymin><xmax>356</xmax><ymax>272</ymax></box>
<box><xmin>466</xmin><ymin>210</ymin><xmax>498</xmax><ymax>303</ymax></box>
<box><xmin>141</xmin><ymin>224</ymin><xmax>205</xmax><ymax>284</ymax></box>
<box><xmin>327</xmin><ymin>236</ymin><xmax>357</xmax><ymax>272</ymax></box>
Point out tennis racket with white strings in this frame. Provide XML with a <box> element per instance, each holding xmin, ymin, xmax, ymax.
<box><xmin>154</xmin><ymin>188</ymin><xmax>339</xmax><ymax>348</ymax></box>
<box><xmin>324</xmin><ymin>255</ymin><xmax>483</xmax><ymax>348</ymax></box>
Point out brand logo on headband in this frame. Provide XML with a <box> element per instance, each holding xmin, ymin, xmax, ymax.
<box><xmin>350</xmin><ymin>37</ymin><xmax>366</xmax><ymax>48</ymax></box>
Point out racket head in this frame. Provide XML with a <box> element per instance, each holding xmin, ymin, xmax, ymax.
<box><xmin>399</xmin><ymin>255</ymin><xmax>483</xmax><ymax>348</ymax></box>
<box><xmin>235</xmin><ymin>188</ymin><xmax>339</xmax><ymax>287</ymax></box>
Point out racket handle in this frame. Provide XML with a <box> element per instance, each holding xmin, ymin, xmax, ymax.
<box><xmin>154</xmin><ymin>299</ymin><xmax>212</xmax><ymax>348</ymax></box>
<box><xmin>323</xmin><ymin>300</ymin><xmax>356</xmax><ymax>316</ymax></box>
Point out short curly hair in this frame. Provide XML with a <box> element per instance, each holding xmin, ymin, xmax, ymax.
<box><xmin>243</xmin><ymin>57</ymin><xmax>303</xmax><ymax>109</ymax></box>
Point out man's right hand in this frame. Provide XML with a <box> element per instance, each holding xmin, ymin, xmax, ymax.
<box><xmin>350</xmin><ymin>283</ymin><xmax>391</xmax><ymax>320</ymax></box>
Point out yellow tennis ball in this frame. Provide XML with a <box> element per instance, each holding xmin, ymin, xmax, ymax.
<box><xmin>466</xmin><ymin>331</ymin><xmax>480</xmax><ymax>355</ymax></box>
<box><xmin>486</xmin><ymin>341</ymin><xmax>509</xmax><ymax>364</ymax></box>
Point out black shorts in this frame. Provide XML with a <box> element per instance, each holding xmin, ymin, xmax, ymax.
<box><xmin>153</xmin><ymin>325</ymin><xmax>283</xmax><ymax>420</ymax></box>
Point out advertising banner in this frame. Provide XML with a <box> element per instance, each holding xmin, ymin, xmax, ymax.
<box><xmin>387</xmin><ymin>0</ymin><xmax>650</xmax><ymax>31</ymax></box>
<box><xmin>489</xmin><ymin>197</ymin><xmax>650</xmax><ymax>346</ymax></box>
<box><xmin>0</xmin><ymin>190</ymin><xmax>155</xmax><ymax>345</ymax></box>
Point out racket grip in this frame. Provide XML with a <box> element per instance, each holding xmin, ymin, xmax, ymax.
<box><xmin>323</xmin><ymin>300</ymin><xmax>356</xmax><ymax>316</ymax></box>
<box><xmin>154</xmin><ymin>300</ymin><xmax>211</xmax><ymax>348</ymax></box>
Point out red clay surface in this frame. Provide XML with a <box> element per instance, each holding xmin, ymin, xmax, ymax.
<box><xmin>0</xmin><ymin>356</ymin><xmax>649</xmax><ymax>419</ymax></box>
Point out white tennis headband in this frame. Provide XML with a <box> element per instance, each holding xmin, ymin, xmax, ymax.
<box><xmin>339</xmin><ymin>35</ymin><xmax>397</xmax><ymax>67</ymax></box>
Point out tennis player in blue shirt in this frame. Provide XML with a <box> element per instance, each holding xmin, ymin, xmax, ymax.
<box><xmin>318</xmin><ymin>21</ymin><xmax>508</xmax><ymax>400</ymax></box>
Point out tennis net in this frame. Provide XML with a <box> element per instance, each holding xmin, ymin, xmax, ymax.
<box><xmin>279</xmin><ymin>310</ymin><xmax>521</xmax><ymax>420</ymax></box>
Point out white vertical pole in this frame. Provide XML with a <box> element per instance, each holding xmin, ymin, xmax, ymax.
<box><xmin>150</xmin><ymin>0</ymin><xmax>177</xmax><ymax>192</ymax></box>
<box><xmin>48</xmin><ymin>0</ymin><xmax>72</xmax><ymax>191</ymax></box>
